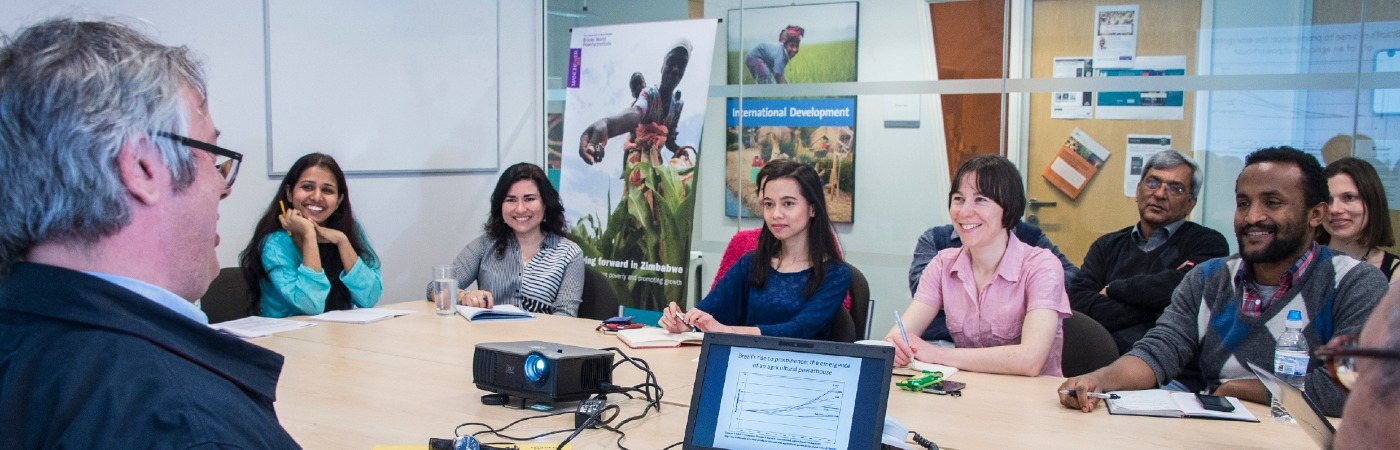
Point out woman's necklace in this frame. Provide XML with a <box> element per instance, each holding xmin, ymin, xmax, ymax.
<box><xmin>1362</xmin><ymin>247</ymin><xmax>1375</xmax><ymax>263</ymax></box>
<box><xmin>777</xmin><ymin>251</ymin><xmax>808</xmax><ymax>270</ymax></box>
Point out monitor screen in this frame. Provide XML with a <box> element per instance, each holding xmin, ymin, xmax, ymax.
<box><xmin>683</xmin><ymin>333</ymin><xmax>893</xmax><ymax>450</ymax></box>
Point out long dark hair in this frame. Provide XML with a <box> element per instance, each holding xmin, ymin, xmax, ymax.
<box><xmin>748</xmin><ymin>160</ymin><xmax>843</xmax><ymax>298</ymax></box>
<box><xmin>1319</xmin><ymin>157</ymin><xmax>1395</xmax><ymax>248</ymax></box>
<box><xmin>238</xmin><ymin>153</ymin><xmax>375</xmax><ymax>313</ymax></box>
<box><xmin>485</xmin><ymin>162</ymin><xmax>567</xmax><ymax>259</ymax></box>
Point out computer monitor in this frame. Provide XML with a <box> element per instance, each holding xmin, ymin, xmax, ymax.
<box><xmin>682</xmin><ymin>332</ymin><xmax>895</xmax><ymax>450</ymax></box>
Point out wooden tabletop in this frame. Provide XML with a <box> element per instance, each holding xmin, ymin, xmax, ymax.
<box><xmin>254</xmin><ymin>301</ymin><xmax>1326</xmax><ymax>449</ymax></box>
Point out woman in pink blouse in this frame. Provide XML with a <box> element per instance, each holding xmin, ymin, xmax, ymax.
<box><xmin>885</xmin><ymin>156</ymin><xmax>1071</xmax><ymax>376</ymax></box>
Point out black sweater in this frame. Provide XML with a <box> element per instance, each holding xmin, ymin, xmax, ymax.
<box><xmin>1068</xmin><ymin>221</ymin><xmax>1229</xmax><ymax>352</ymax></box>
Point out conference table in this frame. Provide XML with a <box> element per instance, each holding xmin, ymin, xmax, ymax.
<box><xmin>255</xmin><ymin>301</ymin><xmax>1329</xmax><ymax>449</ymax></box>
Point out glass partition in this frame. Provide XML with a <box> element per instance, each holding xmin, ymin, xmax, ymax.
<box><xmin>544</xmin><ymin>0</ymin><xmax>1400</xmax><ymax>338</ymax></box>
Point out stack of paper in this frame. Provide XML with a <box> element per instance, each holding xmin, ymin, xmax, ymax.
<box><xmin>211</xmin><ymin>316</ymin><xmax>314</xmax><ymax>338</ymax></box>
<box><xmin>309</xmin><ymin>308</ymin><xmax>413</xmax><ymax>324</ymax></box>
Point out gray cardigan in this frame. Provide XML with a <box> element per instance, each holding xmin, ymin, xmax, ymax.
<box><xmin>1127</xmin><ymin>247</ymin><xmax>1387</xmax><ymax>416</ymax></box>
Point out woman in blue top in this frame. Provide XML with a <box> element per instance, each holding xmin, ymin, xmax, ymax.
<box><xmin>238</xmin><ymin>153</ymin><xmax>382</xmax><ymax>318</ymax></box>
<box><xmin>660</xmin><ymin>160</ymin><xmax>850</xmax><ymax>339</ymax></box>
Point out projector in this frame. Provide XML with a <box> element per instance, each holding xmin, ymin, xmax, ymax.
<box><xmin>472</xmin><ymin>341</ymin><xmax>614</xmax><ymax>403</ymax></box>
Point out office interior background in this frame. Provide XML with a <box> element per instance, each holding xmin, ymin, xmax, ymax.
<box><xmin>4</xmin><ymin>0</ymin><xmax>1397</xmax><ymax>338</ymax></box>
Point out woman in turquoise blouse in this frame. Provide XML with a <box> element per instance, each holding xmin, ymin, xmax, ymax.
<box><xmin>238</xmin><ymin>153</ymin><xmax>382</xmax><ymax>317</ymax></box>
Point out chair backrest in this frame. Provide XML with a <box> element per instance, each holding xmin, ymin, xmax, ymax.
<box><xmin>202</xmin><ymin>267</ymin><xmax>254</xmax><ymax>324</ymax></box>
<box><xmin>826</xmin><ymin>307</ymin><xmax>858</xmax><ymax>343</ymax></box>
<box><xmin>847</xmin><ymin>264</ymin><xmax>871</xmax><ymax>340</ymax></box>
<box><xmin>1060</xmin><ymin>311</ymin><xmax>1119</xmax><ymax>377</ymax></box>
<box><xmin>577</xmin><ymin>266</ymin><xmax>621</xmax><ymax>321</ymax></box>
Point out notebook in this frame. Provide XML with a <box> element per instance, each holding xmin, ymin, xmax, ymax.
<box><xmin>455</xmin><ymin>304</ymin><xmax>534</xmax><ymax>321</ymax></box>
<box><xmin>1103</xmin><ymin>389</ymin><xmax>1258</xmax><ymax>422</ymax></box>
<box><xmin>615</xmin><ymin>327</ymin><xmax>703</xmax><ymax>348</ymax></box>
<box><xmin>309</xmin><ymin>308</ymin><xmax>413</xmax><ymax>324</ymax></box>
<box><xmin>854</xmin><ymin>340</ymin><xmax>960</xmax><ymax>378</ymax></box>
<box><xmin>683</xmin><ymin>332</ymin><xmax>895</xmax><ymax>450</ymax></box>
<box><xmin>1246</xmin><ymin>361</ymin><xmax>1336</xmax><ymax>448</ymax></box>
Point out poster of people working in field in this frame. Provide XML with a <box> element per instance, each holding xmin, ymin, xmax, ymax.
<box><xmin>725</xmin><ymin>2</ymin><xmax>858</xmax><ymax>222</ymax></box>
<box><xmin>560</xmin><ymin>19</ymin><xmax>718</xmax><ymax>312</ymax></box>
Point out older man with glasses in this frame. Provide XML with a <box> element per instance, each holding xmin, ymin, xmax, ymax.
<box><xmin>1068</xmin><ymin>150</ymin><xmax>1229</xmax><ymax>353</ymax></box>
<box><xmin>0</xmin><ymin>19</ymin><xmax>295</xmax><ymax>447</ymax></box>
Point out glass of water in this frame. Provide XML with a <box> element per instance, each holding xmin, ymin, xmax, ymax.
<box><xmin>431</xmin><ymin>265</ymin><xmax>457</xmax><ymax>316</ymax></box>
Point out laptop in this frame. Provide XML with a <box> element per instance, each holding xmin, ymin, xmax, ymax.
<box><xmin>682</xmin><ymin>332</ymin><xmax>895</xmax><ymax>450</ymax></box>
<box><xmin>1245</xmin><ymin>361</ymin><xmax>1336</xmax><ymax>448</ymax></box>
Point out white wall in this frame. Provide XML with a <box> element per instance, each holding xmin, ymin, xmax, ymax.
<box><xmin>2</xmin><ymin>0</ymin><xmax>542</xmax><ymax>305</ymax></box>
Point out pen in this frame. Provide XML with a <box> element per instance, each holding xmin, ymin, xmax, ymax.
<box><xmin>1059</xmin><ymin>389</ymin><xmax>1120</xmax><ymax>399</ymax></box>
<box><xmin>674</xmin><ymin>310</ymin><xmax>699</xmax><ymax>332</ymax></box>
<box><xmin>893</xmin><ymin>311</ymin><xmax>912</xmax><ymax>349</ymax></box>
<box><xmin>278</xmin><ymin>200</ymin><xmax>286</xmax><ymax>215</ymax></box>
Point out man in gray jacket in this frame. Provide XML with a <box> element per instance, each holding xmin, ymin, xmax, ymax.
<box><xmin>1057</xmin><ymin>146</ymin><xmax>1386</xmax><ymax>417</ymax></box>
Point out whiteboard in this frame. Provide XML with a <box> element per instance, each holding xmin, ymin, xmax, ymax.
<box><xmin>265</xmin><ymin>0</ymin><xmax>499</xmax><ymax>174</ymax></box>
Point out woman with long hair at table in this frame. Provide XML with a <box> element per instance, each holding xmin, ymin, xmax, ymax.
<box><xmin>659</xmin><ymin>160</ymin><xmax>850</xmax><ymax>339</ymax></box>
<box><xmin>240</xmin><ymin>153</ymin><xmax>381</xmax><ymax>318</ymax></box>
<box><xmin>432</xmin><ymin>162</ymin><xmax>584</xmax><ymax>316</ymax></box>
<box><xmin>1319</xmin><ymin>157</ymin><xmax>1400</xmax><ymax>282</ymax></box>
<box><xmin>885</xmin><ymin>155</ymin><xmax>1070</xmax><ymax>376</ymax></box>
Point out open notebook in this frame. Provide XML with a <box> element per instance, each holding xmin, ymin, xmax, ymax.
<box><xmin>615</xmin><ymin>327</ymin><xmax>703</xmax><ymax>348</ymax></box>
<box><xmin>455</xmin><ymin>304</ymin><xmax>533</xmax><ymax>321</ymax></box>
<box><xmin>1104</xmin><ymin>389</ymin><xmax>1258</xmax><ymax>422</ymax></box>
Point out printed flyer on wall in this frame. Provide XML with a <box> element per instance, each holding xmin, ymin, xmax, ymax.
<box><xmin>1043</xmin><ymin>128</ymin><xmax>1111</xmax><ymax>200</ymax></box>
<box><xmin>1097</xmin><ymin>56</ymin><xmax>1186</xmax><ymax>120</ymax></box>
<box><xmin>560</xmin><ymin>19</ymin><xmax>718</xmax><ymax>312</ymax></box>
<box><xmin>1093</xmin><ymin>4</ymin><xmax>1138</xmax><ymax>69</ymax></box>
<box><xmin>1052</xmin><ymin>57</ymin><xmax>1094</xmax><ymax>119</ymax></box>
<box><xmin>1124</xmin><ymin>135</ymin><xmax>1173</xmax><ymax>197</ymax></box>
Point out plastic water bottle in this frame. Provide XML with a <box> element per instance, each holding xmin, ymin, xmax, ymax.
<box><xmin>1271</xmin><ymin>309</ymin><xmax>1308</xmax><ymax>422</ymax></box>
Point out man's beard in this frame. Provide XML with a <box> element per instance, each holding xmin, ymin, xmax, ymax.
<box><xmin>1237</xmin><ymin>222</ymin><xmax>1307</xmax><ymax>264</ymax></box>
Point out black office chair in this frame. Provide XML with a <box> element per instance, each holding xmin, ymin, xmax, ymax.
<box><xmin>1061</xmin><ymin>311</ymin><xmax>1119</xmax><ymax>377</ymax></box>
<box><xmin>826</xmin><ymin>308</ymin><xmax>859</xmax><ymax>343</ymax></box>
<box><xmin>846</xmin><ymin>264</ymin><xmax>871</xmax><ymax>340</ymax></box>
<box><xmin>202</xmin><ymin>267</ymin><xmax>254</xmax><ymax>324</ymax></box>
<box><xmin>576</xmin><ymin>266</ymin><xmax>620</xmax><ymax>320</ymax></box>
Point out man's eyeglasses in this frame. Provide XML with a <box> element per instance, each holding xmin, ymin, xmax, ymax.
<box><xmin>1141</xmin><ymin>176</ymin><xmax>1189</xmax><ymax>197</ymax></box>
<box><xmin>156</xmin><ymin>131</ymin><xmax>241</xmax><ymax>188</ymax></box>
<box><xmin>1311</xmin><ymin>335</ymin><xmax>1400</xmax><ymax>392</ymax></box>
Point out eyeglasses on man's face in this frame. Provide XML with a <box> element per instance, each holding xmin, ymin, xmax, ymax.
<box><xmin>1141</xmin><ymin>176</ymin><xmax>1189</xmax><ymax>197</ymax></box>
<box><xmin>155</xmin><ymin>131</ymin><xmax>241</xmax><ymax>188</ymax></box>
<box><xmin>1312</xmin><ymin>335</ymin><xmax>1400</xmax><ymax>392</ymax></box>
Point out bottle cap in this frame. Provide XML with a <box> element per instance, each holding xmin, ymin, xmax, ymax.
<box><xmin>1286</xmin><ymin>309</ymin><xmax>1303</xmax><ymax>322</ymax></box>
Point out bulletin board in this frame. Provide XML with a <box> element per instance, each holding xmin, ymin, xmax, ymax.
<box><xmin>1025</xmin><ymin>1</ymin><xmax>1202</xmax><ymax>265</ymax></box>
<box><xmin>264</xmin><ymin>1</ymin><xmax>500</xmax><ymax>175</ymax></box>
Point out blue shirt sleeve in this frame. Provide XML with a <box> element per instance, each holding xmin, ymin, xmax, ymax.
<box><xmin>697</xmin><ymin>253</ymin><xmax>752</xmax><ymax>324</ymax></box>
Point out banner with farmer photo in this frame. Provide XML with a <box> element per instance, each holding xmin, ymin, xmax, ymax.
<box><xmin>560</xmin><ymin>19</ymin><xmax>718</xmax><ymax>312</ymax></box>
<box><xmin>725</xmin><ymin>2</ymin><xmax>859</xmax><ymax>221</ymax></box>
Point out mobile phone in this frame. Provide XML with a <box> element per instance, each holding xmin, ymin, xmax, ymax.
<box><xmin>600</xmin><ymin>322</ymin><xmax>643</xmax><ymax>332</ymax></box>
<box><xmin>922</xmin><ymin>380</ymin><xmax>966</xmax><ymax>396</ymax></box>
<box><xmin>1195</xmin><ymin>393</ymin><xmax>1235</xmax><ymax>412</ymax></box>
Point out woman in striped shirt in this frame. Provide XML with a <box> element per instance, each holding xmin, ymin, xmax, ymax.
<box><xmin>434</xmin><ymin>163</ymin><xmax>584</xmax><ymax>316</ymax></box>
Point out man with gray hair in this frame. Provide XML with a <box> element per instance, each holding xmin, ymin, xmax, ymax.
<box><xmin>1068</xmin><ymin>150</ymin><xmax>1228</xmax><ymax>353</ymax></box>
<box><xmin>0</xmin><ymin>19</ymin><xmax>296</xmax><ymax>446</ymax></box>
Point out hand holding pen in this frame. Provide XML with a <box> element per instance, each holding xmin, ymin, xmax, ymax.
<box><xmin>659</xmin><ymin>301</ymin><xmax>700</xmax><ymax>333</ymax></box>
<box><xmin>1058</xmin><ymin>390</ymin><xmax>1120</xmax><ymax>400</ymax></box>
